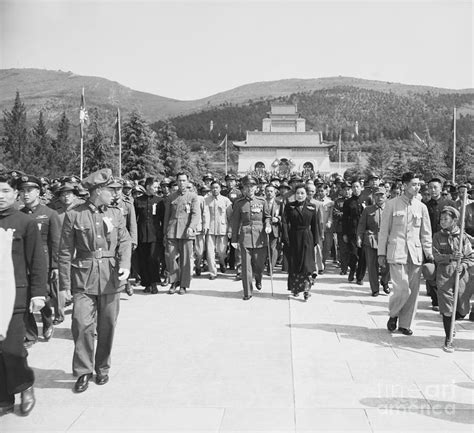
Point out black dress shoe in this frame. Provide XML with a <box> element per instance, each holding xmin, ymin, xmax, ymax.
<box><xmin>160</xmin><ymin>277</ymin><xmax>169</xmax><ymax>287</ymax></box>
<box><xmin>53</xmin><ymin>318</ymin><xmax>64</xmax><ymax>325</ymax></box>
<box><xmin>74</xmin><ymin>373</ymin><xmax>92</xmax><ymax>393</ymax></box>
<box><xmin>303</xmin><ymin>291</ymin><xmax>310</xmax><ymax>301</ymax></box>
<box><xmin>348</xmin><ymin>274</ymin><xmax>355</xmax><ymax>282</ymax></box>
<box><xmin>372</xmin><ymin>292</ymin><xmax>379</xmax><ymax>297</ymax></box>
<box><xmin>242</xmin><ymin>295</ymin><xmax>252</xmax><ymax>301</ymax></box>
<box><xmin>398</xmin><ymin>327</ymin><xmax>413</xmax><ymax>336</ymax></box>
<box><xmin>24</xmin><ymin>339</ymin><xmax>36</xmax><ymax>349</ymax></box>
<box><xmin>387</xmin><ymin>316</ymin><xmax>398</xmax><ymax>332</ymax></box>
<box><xmin>178</xmin><ymin>287</ymin><xmax>187</xmax><ymax>295</ymax></box>
<box><xmin>356</xmin><ymin>280</ymin><xmax>363</xmax><ymax>286</ymax></box>
<box><xmin>20</xmin><ymin>386</ymin><xmax>35</xmax><ymax>416</ymax></box>
<box><xmin>255</xmin><ymin>282</ymin><xmax>262</xmax><ymax>291</ymax></box>
<box><xmin>0</xmin><ymin>403</ymin><xmax>14</xmax><ymax>416</ymax></box>
<box><xmin>125</xmin><ymin>283</ymin><xmax>134</xmax><ymax>296</ymax></box>
<box><xmin>195</xmin><ymin>268</ymin><xmax>201</xmax><ymax>276</ymax></box>
<box><xmin>95</xmin><ymin>374</ymin><xmax>109</xmax><ymax>385</ymax></box>
<box><xmin>382</xmin><ymin>285</ymin><xmax>391</xmax><ymax>294</ymax></box>
<box><xmin>143</xmin><ymin>286</ymin><xmax>151</xmax><ymax>293</ymax></box>
<box><xmin>150</xmin><ymin>284</ymin><xmax>159</xmax><ymax>294</ymax></box>
<box><xmin>43</xmin><ymin>323</ymin><xmax>54</xmax><ymax>341</ymax></box>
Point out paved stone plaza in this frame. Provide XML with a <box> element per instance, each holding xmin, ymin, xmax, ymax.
<box><xmin>1</xmin><ymin>265</ymin><xmax>473</xmax><ymax>432</ymax></box>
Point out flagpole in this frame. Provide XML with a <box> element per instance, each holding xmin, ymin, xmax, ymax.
<box><xmin>80</xmin><ymin>123</ymin><xmax>84</xmax><ymax>180</ymax></box>
<box><xmin>452</xmin><ymin>107</ymin><xmax>456</xmax><ymax>183</ymax></box>
<box><xmin>224</xmin><ymin>133</ymin><xmax>228</xmax><ymax>175</ymax></box>
<box><xmin>117</xmin><ymin>108</ymin><xmax>122</xmax><ymax>177</ymax></box>
<box><xmin>338</xmin><ymin>130</ymin><xmax>342</xmax><ymax>172</ymax></box>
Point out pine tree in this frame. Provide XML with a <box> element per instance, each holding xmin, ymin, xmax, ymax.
<box><xmin>83</xmin><ymin>108</ymin><xmax>115</xmax><ymax>176</ymax></box>
<box><xmin>156</xmin><ymin>120</ymin><xmax>192</xmax><ymax>177</ymax></box>
<box><xmin>25</xmin><ymin>111</ymin><xmax>51</xmax><ymax>175</ymax></box>
<box><xmin>364</xmin><ymin>139</ymin><xmax>394</xmax><ymax>179</ymax></box>
<box><xmin>53</xmin><ymin>112</ymin><xmax>77</xmax><ymax>176</ymax></box>
<box><xmin>408</xmin><ymin>138</ymin><xmax>448</xmax><ymax>180</ymax></box>
<box><xmin>121</xmin><ymin>110</ymin><xmax>163</xmax><ymax>180</ymax></box>
<box><xmin>2</xmin><ymin>91</ymin><xmax>29</xmax><ymax>169</ymax></box>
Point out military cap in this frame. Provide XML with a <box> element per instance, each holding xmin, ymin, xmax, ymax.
<box><xmin>132</xmin><ymin>185</ymin><xmax>146</xmax><ymax>194</ymax></box>
<box><xmin>56</xmin><ymin>182</ymin><xmax>77</xmax><ymax>194</ymax></box>
<box><xmin>76</xmin><ymin>184</ymin><xmax>89</xmax><ymax>197</ymax></box>
<box><xmin>270</xmin><ymin>176</ymin><xmax>280</xmax><ymax>182</ymax></box>
<box><xmin>373</xmin><ymin>186</ymin><xmax>387</xmax><ymax>195</ymax></box>
<box><xmin>334</xmin><ymin>176</ymin><xmax>343</xmax><ymax>184</ymax></box>
<box><xmin>122</xmin><ymin>179</ymin><xmax>134</xmax><ymax>189</ymax></box>
<box><xmin>0</xmin><ymin>171</ymin><xmax>19</xmax><ymax>188</ymax></box>
<box><xmin>40</xmin><ymin>177</ymin><xmax>50</xmax><ymax>186</ymax></box>
<box><xmin>200</xmin><ymin>184</ymin><xmax>211</xmax><ymax>193</ymax></box>
<box><xmin>278</xmin><ymin>181</ymin><xmax>291</xmax><ymax>190</ymax></box>
<box><xmin>441</xmin><ymin>205</ymin><xmax>460</xmax><ymax>219</ymax></box>
<box><xmin>341</xmin><ymin>181</ymin><xmax>352</xmax><ymax>189</ymax></box>
<box><xmin>225</xmin><ymin>173</ymin><xmax>236</xmax><ymax>181</ymax></box>
<box><xmin>367</xmin><ymin>173</ymin><xmax>379</xmax><ymax>181</ymax></box>
<box><xmin>169</xmin><ymin>180</ymin><xmax>177</xmax><ymax>188</ymax></box>
<box><xmin>60</xmin><ymin>175</ymin><xmax>81</xmax><ymax>184</ymax></box>
<box><xmin>314</xmin><ymin>178</ymin><xmax>324</xmax><ymax>186</ymax></box>
<box><xmin>202</xmin><ymin>173</ymin><xmax>214</xmax><ymax>181</ymax></box>
<box><xmin>289</xmin><ymin>174</ymin><xmax>302</xmax><ymax>183</ymax></box>
<box><xmin>18</xmin><ymin>175</ymin><xmax>42</xmax><ymax>190</ymax></box>
<box><xmin>7</xmin><ymin>170</ymin><xmax>25</xmax><ymax>179</ymax></box>
<box><xmin>160</xmin><ymin>177</ymin><xmax>172</xmax><ymax>186</ymax></box>
<box><xmin>82</xmin><ymin>168</ymin><xmax>122</xmax><ymax>190</ymax></box>
<box><xmin>241</xmin><ymin>175</ymin><xmax>258</xmax><ymax>186</ymax></box>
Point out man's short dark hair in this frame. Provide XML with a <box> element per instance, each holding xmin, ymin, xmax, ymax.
<box><xmin>144</xmin><ymin>177</ymin><xmax>155</xmax><ymax>187</ymax></box>
<box><xmin>176</xmin><ymin>172</ymin><xmax>188</xmax><ymax>179</ymax></box>
<box><xmin>401</xmin><ymin>172</ymin><xmax>418</xmax><ymax>184</ymax></box>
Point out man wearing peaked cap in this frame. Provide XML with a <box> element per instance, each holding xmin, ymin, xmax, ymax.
<box><xmin>19</xmin><ymin>175</ymin><xmax>62</xmax><ymax>346</ymax></box>
<box><xmin>58</xmin><ymin>168</ymin><xmax>131</xmax><ymax>393</ymax></box>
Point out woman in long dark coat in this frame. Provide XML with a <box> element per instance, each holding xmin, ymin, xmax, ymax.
<box><xmin>282</xmin><ymin>184</ymin><xmax>319</xmax><ymax>300</ymax></box>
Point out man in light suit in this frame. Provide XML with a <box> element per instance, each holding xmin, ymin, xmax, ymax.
<box><xmin>263</xmin><ymin>183</ymin><xmax>282</xmax><ymax>274</ymax></box>
<box><xmin>163</xmin><ymin>172</ymin><xmax>199</xmax><ymax>295</ymax></box>
<box><xmin>378</xmin><ymin>172</ymin><xmax>433</xmax><ymax>335</ymax></box>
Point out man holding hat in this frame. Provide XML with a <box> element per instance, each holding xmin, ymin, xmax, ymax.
<box><xmin>58</xmin><ymin>168</ymin><xmax>131</xmax><ymax>393</ymax></box>
<box><xmin>378</xmin><ymin>172</ymin><xmax>433</xmax><ymax>335</ymax></box>
<box><xmin>19</xmin><ymin>175</ymin><xmax>61</xmax><ymax>346</ymax></box>
<box><xmin>357</xmin><ymin>186</ymin><xmax>390</xmax><ymax>296</ymax></box>
<box><xmin>231</xmin><ymin>175</ymin><xmax>271</xmax><ymax>300</ymax></box>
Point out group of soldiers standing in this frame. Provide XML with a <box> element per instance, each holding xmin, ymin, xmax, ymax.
<box><xmin>1</xmin><ymin>166</ymin><xmax>473</xmax><ymax>416</ymax></box>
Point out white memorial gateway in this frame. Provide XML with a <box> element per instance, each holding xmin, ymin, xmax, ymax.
<box><xmin>233</xmin><ymin>104</ymin><xmax>334</xmax><ymax>177</ymax></box>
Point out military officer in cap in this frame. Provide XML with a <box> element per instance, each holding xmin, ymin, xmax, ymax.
<box><xmin>222</xmin><ymin>173</ymin><xmax>242</xmax><ymax>272</ymax></box>
<box><xmin>19</xmin><ymin>175</ymin><xmax>61</xmax><ymax>346</ymax></box>
<box><xmin>58</xmin><ymin>169</ymin><xmax>131</xmax><ymax>393</ymax></box>
<box><xmin>163</xmin><ymin>172</ymin><xmax>200</xmax><ymax>294</ymax></box>
<box><xmin>231</xmin><ymin>175</ymin><xmax>271</xmax><ymax>300</ymax></box>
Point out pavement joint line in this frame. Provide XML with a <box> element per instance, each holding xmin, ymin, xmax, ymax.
<box><xmin>287</xmin><ymin>296</ymin><xmax>297</xmax><ymax>430</ymax></box>
<box><xmin>414</xmin><ymin>381</ymin><xmax>433</xmax><ymax>410</ymax></box>
<box><xmin>346</xmin><ymin>360</ymin><xmax>355</xmax><ymax>382</ymax></box>
<box><xmin>334</xmin><ymin>328</ymin><xmax>341</xmax><ymax>343</ymax></box>
<box><xmin>454</xmin><ymin>360</ymin><xmax>473</xmax><ymax>381</ymax></box>
<box><xmin>65</xmin><ymin>405</ymin><xmax>89</xmax><ymax>431</ymax></box>
<box><xmin>217</xmin><ymin>407</ymin><xmax>226</xmax><ymax>433</ymax></box>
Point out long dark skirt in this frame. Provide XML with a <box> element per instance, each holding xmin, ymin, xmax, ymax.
<box><xmin>288</xmin><ymin>272</ymin><xmax>313</xmax><ymax>294</ymax></box>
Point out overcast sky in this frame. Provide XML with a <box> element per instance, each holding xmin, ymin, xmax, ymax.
<box><xmin>1</xmin><ymin>0</ymin><xmax>472</xmax><ymax>100</ymax></box>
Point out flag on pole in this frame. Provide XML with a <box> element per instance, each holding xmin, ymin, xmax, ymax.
<box><xmin>218</xmin><ymin>134</ymin><xmax>227</xmax><ymax>147</ymax></box>
<box><xmin>209</xmin><ymin>120</ymin><xmax>214</xmax><ymax>132</ymax></box>
<box><xmin>79</xmin><ymin>87</ymin><xmax>89</xmax><ymax>125</ymax></box>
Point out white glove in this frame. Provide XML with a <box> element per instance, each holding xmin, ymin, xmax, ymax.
<box><xmin>118</xmin><ymin>268</ymin><xmax>130</xmax><ymax>281</ymax></box>
<box><xmin>265</xmin><ymin>226</ymin><xmax>272</xmax><ymax>234</ymax></box>
<box><xmin>231</xmin><ymin>242</ymin><xmax>239</xmax><ymax>249</ymax></box>
<box><xmin>30</xmin><ymin>297</ymin><xmax>45</xmax><ymax>313</ymax></box>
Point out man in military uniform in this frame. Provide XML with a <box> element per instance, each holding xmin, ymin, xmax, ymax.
<box><xmin>156</xmin><ymin>178</ymin><xmax>172</xmax><ymax>286</ymax></box>
<box><xmin>111</xmin><ymin>180</ymin><xmax>137</xmax><ymax>296</ymax></box>
<box><xmin>19</xmin><ymin>175</ymin><xmax>61</xmax><ymax>346</ymax></box>
<box><xmin>163</xmin><ymin>172</ymin><xmax>200</xmax><ymax>294</ymax></box>
<box><xmin>0</xmin><ymin>171</ymin><xmax>47</xmax><ymax>416</ymax></box>
<box><xmin>333</xmin><ymin>181</ymin><xmax>351</xmax><ymax>274</ymax></box>
<box><xmin>134</xmin><ymin>177</ymin><xmax>161</xmax><ymax>294</ymax></box>
<box><xmin>231</xmin><ymin>175</ymin><xmax>271</xmax><ymax>300</ymax></box>
<box><xmin>357</xmin><ymin>186</ymin><xmax>390</xmax><ymax>296</ymax></box>
<box><xmin>222</xmin><ymin>173</ymin><xmax>242</xmax><ymax>272</ymax></box>
<box><xmin>58</xmin><ymin>169</ymin><xmax>131</xmax><ymax>393</ymax></box>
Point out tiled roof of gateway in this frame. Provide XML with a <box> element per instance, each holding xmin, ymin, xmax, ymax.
<box><xmin>233</xmin><ymin>132</ymin><xmax>333</xmax><ymax>148</ymax></box>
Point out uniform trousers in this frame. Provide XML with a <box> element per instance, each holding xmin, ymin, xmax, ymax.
<box><xmin>206</xmin><ymin>234</ymin><xmax>228</xmax><ymax>277</ymax></box>
<box><xmin>166</xmin><ymin>238</ymin><xmax>193</xmax><ymax>288</ymax></box>
<box><xmin>0</xmin><ymin>313</ymin><xmax>34</xmax><ymax>404</ymax></box>
<box><xmin>389</xmin><ymin>256</ymin><xmax>421</xmax><ymax>329</ymax></box>
<box><xmin>266</xmin><ymin>234</ymin><xmax>278</xmax><ymax>273</ymax></box>
<box><xmin>365</xmin><ymin>247</ymin><xmax>390</xmax><ymax>294</ymax></box>
<box><xmin>240</xmin><ymin>245</ymin><xmax>266</xmax><ymax>298</ymax></box>
<box><xmin>322</xmin><ymin>229</ymin><xmax>334</xmax><ymax>266</ymax></box>
<box><xmin>194</xmin><ymin>233</ymin><xmax>206</xmax><ymax>271</ymax></box>
<box><xmin>50</xmin><ymin>279</ymin><xmax>66</xmax><ymax>322</ymax></box>
<box><xmin>336</xmin><ymin>232</ymin><xmax>350</xmax><ymax>272</ymax></box>
<box><xmin>24</xmin><ymin>298</ymin><xmax>53</xmax><ymax>342</ymax></box>
<box><xmin>71</xmin><ymin>292</ymin><xmax>120</xmax><ymax>377</ymax></box>
<box><xmin>136</xmin><ymin>242</ymin><xmax>160</xmax><ymax>286</ymax></box>
<box><xmin>347</xmin><ymin>236</ymin><xmax>367</xmax><ymax>281</ymax></box>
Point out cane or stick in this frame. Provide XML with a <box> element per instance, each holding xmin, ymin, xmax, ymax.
<box><xmin>448</xmin><ymin>188</ymin><xmax>468</xmax><ymax>346</ymax></box>
<box><xmin>266</xmin><ymin>233</ymin><xmax>274</xmax><ymax>297</ymax></box>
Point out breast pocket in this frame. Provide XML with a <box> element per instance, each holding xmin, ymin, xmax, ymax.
<box><xmin>392</xmin><ymin>211</ymin><xmax>405</xmax><ymax>226</ymax></box>
<box><xmin>74</xmin><ymin>224</ymin><xmax>91</xmax><ymax>246</ymax></box>
<box><xmin>413</xmin><ymin>213</ymin><xmax>422</xmax><ymax>227</ymax></box>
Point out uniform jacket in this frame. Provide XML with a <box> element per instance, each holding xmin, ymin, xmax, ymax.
<box><xmin>58</xmin><ymin>201</ymin><xmax>132</xmax><ymax>295</ymax></box>
<box><xmin>357</xmin><ymin>203</ymin><xmax>385</xmax><ymax>249</ymax></box>
<box><xmin>465</xmin><ymin>202</ymin><xmax>474</xmax><ymax>237</ymax></box>
<box><xmin>222</xmin><ymin>187</ymin><xmax>242</xmax><ymax>204</ymax></box>
<box><xmin>264</xmin><ymin>197</ymin><xmax>282</xmax><ymax>238</ymax></box>
<box><xmin>332</xmin><ymin>196</ymin><xmax>347</xmax><ymax>233</ymax></box>
<box><xmin>134</xmin><ymin>193</ymin><xmax>161</xmax><ymax>243</ymax></box>
<box><xmin>378</xmin><ymin>194</ymin><xmax>432</xmax><ymax>265</ymax></box>
<box><xmin>231</xmin><ymin>195</ymin><xmax>270</xmax><ymax>248</ymax></box>
<box><xmin>432</xmin><ymin>227</ymin><xmax>474</xmax><ymax>287</ymax></box>
<box><xmin>0</xmin><ymin>207</ymin><xmax>48</xmax><ymax>313</ymax></box>
<box><xmin>114</xmin><ymin>196</ymin><xmax>138</xmax><ymax>246</ymax></box>
<box><xmin>195</xmin><ymin>195</ymin><xmax>205</xmax><ymax>234</ymax></box>
<box><xmin>342</xmin><ymin>194</ymin><xmax>364</xmax><ymax>237</ymax></box>
<box><xmin>21</xmin><ymin>203</ymin><xmax>61</xmax><ymax>270</ymax></box>
<box><xmin>163</xmin><ymin>190</ymin><xmax>200</xmax><ymax>239</ymax></box>
<box><xmin>203</xmin><ymin>194</ymin><xmax>232</xmax><ymax>236</ymax></box>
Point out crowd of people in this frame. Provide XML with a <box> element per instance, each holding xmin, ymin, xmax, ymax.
<box><xmin>0</xmin><ymin>167</ymin><xmax>473</xmax><ymax>417</ymax></box>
